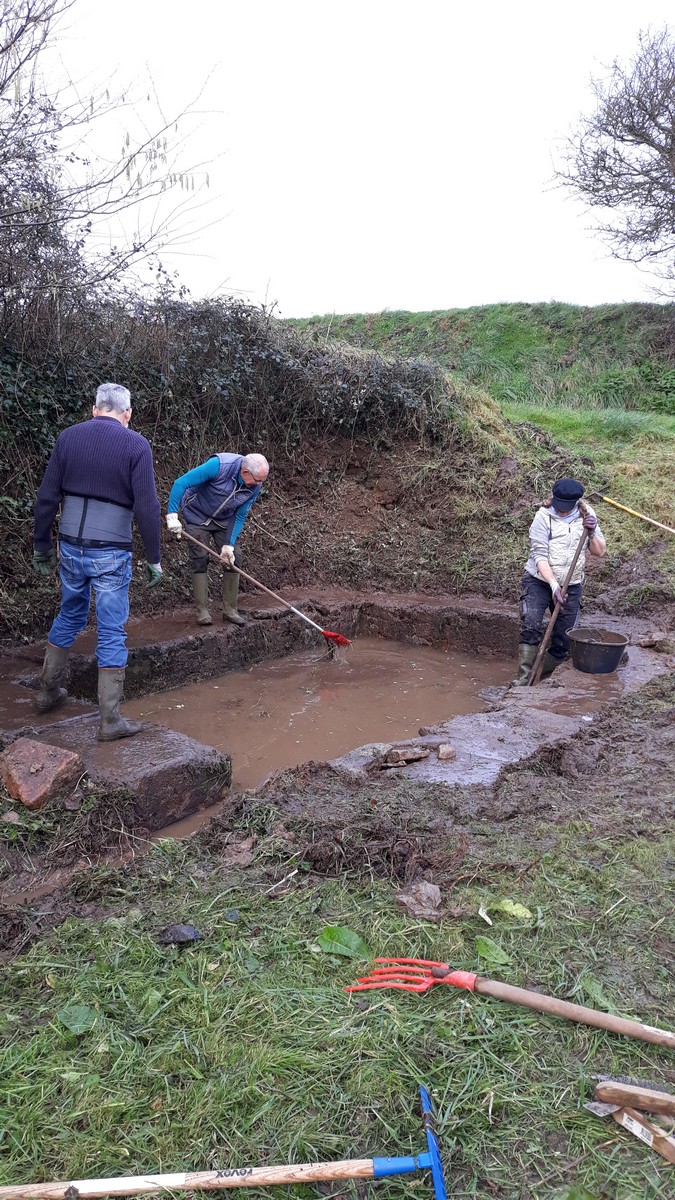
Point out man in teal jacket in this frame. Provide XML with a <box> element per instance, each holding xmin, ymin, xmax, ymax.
<box><xmin>166</xmin><ymin>452</ymin><xmax>269</xmax><ymax>626</ymax></box>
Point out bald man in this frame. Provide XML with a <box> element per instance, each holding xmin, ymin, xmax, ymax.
<box><xmin>166</xmin><ymin>452</ymin><xmax>270</xmax><ymax>626</ymax></box>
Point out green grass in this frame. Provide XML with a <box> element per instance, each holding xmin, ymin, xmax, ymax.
<box><xmin>1</xmin><ymin>821</ymin><xmax>673</xmax><ymax>1199</ymax></box>
<box><xmin>285</xmin><ymin>303</ymin><xmax>675</xmax><ymax>415</ymax></box>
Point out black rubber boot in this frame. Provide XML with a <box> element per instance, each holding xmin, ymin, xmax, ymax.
<box><xmin>97</xmin><ymin>668</ymin><xmax>143</xmax><ymax>742</ymax></box>
<box><xmin>35</xmin><ymin>644</ymin><xmax>70</xmax><ymax>713</ymax></box>
<box><xmin>192</xmin><ymin>573</ymin><xmax>212</xmax><ymax>626</ymax></box>
<box><xmin>222</xmin><ymin>571</ymin><xmax>245</xmax><ymax>626</ymax></box>
<box><xmin>511</xmin><ymin>643</ymin><xmax>538</xmax><ymax>687</ymax></box>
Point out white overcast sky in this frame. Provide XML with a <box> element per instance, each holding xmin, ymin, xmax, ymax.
<box><xmin>50</xmin><ymin>0</ymin><xmax>674</xmax><ymax>317</ymax></box>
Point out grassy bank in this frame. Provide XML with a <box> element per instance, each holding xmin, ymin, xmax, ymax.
<box><xmin>285</xmin><ymin>304</ymin><xmax>675</xmax><ymax>605</ymax></box>
<box><xmin>286</xmin><ymin>303</ymin><xmax>675</xmax><ymax>414</ymax></box>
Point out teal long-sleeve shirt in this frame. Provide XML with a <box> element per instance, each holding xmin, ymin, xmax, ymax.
<box><xmin>168</xmin><ymin>457</ymin><xmax>257</xmax><ymax>545</ymax></box>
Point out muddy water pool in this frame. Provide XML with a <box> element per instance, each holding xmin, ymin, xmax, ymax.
<box><xmin>123</xmin><ymin>637</ymin><xmax>514</xmax><ymax>790</ymax></box>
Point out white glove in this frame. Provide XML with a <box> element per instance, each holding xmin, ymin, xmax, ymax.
<box><xmin>166</xmin><ymin>512</ymin><xmax>182</xmax><ymax>538</ymax></box>
<box><xmin>220</xmin><ymin>543</ymin><xmax>235</xmax><ymax>568</ymax></box>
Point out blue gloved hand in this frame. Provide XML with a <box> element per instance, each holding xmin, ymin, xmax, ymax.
<box><xmin>551</xmin><ymin>584</ymin><xmax>565</xmax><ymax>607</ymax></box>
<box><xmin>583</xmin><ymin>512</ymin><xmax>598</xmax><ymax>535</ymax></box>
<box><xmin>145</xmin><ymin>562</ymin><xmax>163</xmax><ymax>588</ymax></box>
<box><xmin>33</xmin><ymin>548</ymin><xmax>56</xmax><ymax>576</ymax></box>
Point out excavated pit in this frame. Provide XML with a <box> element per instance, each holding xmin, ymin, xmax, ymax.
<box><xmin>122</xmin><ymin>636</ymin><xmax>515</xmax><ymax>792</ymax></box>
<box><xmin>1</xmin><ymin>588</ymin><xmax>671</xmax><ymax>903</ymax></box>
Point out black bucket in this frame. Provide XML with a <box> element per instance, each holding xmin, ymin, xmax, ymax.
<box><xmin>567</xmin><ymin>626</ymin><xmax>629</xmax><ymax>675</ymax></box>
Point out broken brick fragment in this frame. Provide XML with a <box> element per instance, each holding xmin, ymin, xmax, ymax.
<box><xmin>0</xmin><ymin>737</ymin><xmax>84</xmax><ymax>811</ymax></box>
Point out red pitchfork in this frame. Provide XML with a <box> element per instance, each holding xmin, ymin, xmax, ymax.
<box><xmin>180</xmin><ymin>529</ymin><xmax>351</xmax><ymax>647</ymax></box>
<box><xmin>346</xmin><ymin>958</ymin><xmax>675</xmax><ymax>1049</ymax></box>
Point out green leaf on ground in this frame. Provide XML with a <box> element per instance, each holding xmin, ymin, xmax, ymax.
<box><xmin>317</xmin><ymin>926</ymin><xmax>371</xmax><ymax>958</ymax></box>
<box><xmin>475</xmin><ymin>936</ymin><xmax>511</xmax><ymax>965</ymax></box>
<box><xmin>494</xmin><ymin>899</ymin><xmax>533</xmax><ymax>921</ymax></box>
<box><xmin>57</xmin><ymin>1004</ymin><xmax>98</xmax><ymax>1035</ymax></box>
<box><xmin>579</xmin><ymin>975</ymin><xmax>616</xmax><ymax>1012</ymax></box>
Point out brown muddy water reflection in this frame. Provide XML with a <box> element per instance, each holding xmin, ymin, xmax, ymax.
<box><xmin>123</xmin><ymin>637</ymin><xmax>514</xmax><ymax>791</ymax></box>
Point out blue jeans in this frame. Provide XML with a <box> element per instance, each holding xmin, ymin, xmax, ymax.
<box><xmin>48</xmin><ymin>543</ymin><xmax>132</xmax><ymax>668</ymax></box>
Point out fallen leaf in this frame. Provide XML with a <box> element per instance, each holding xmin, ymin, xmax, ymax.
<box><xmin>494</xmin><ymin>899</ymin><xmax>533</xmax><ymax>922</ymax></box>
<box><xmin>396</xmin><ymin>880</ymin><xmax>443</xmax><ymax>922</ymax></box>
<box><xmin>475</xmin><ymin>936</ymin><xmax>511</xmax><ymax>965</ymax></box>
<box><xmin>478</xmin><ymin>905</ymin><xmax>493</xmax><ymax>925</ymax></box>
<box><xmin>58</xmin><ymin>1004</ymin><xmax>98</xmax><ymax>1035</ymax></box>
<box><xmin>317</xmin><ymin>925</ymin><xmax>371</xmax><ymax>958</ymax></box>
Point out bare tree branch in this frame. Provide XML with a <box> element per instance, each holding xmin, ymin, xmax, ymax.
<box><xmin>557</xmin><ymin>27</ymin><xmax>675</xmax><ymax>285</ymax></box>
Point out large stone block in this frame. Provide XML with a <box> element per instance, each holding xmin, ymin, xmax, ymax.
<box><xmin>0</xmin><ymin>736</ymin><xmax>84</xmax><ymax>811</ymax></box>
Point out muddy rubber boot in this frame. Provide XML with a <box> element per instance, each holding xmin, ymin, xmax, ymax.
<box><xmin>192</xmin><ymin>573</ymin><xmax>212</xmax><ymax>626</ymax></box>
<box><xmin>35</xmin><ymin>643</ymin><xmax>70</xmax><ymax>713</ymax></box>
<box><xmin>222</xmin><ymin>571</ymin><xmax>245</xmax><ymax>626</ymax></box>
<box><xmin>541</xmin><ymin>651</ymin><xmax>560</xmax><ymax>680</ymax></box>
<box><xmin>97</xmin><ymin>668</ymin><xmax>143</xmax><ymax>742</ymax></box>
<box><xmin>510</xmin><ymin>643</ymin><xmax>537</xmax><ymax>687</ymax></box>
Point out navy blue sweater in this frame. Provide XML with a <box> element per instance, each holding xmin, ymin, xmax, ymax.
<box><xmin>34</xmin><ymin>417</ymin><xmax>161</xmax><ymax>563</ymax></box>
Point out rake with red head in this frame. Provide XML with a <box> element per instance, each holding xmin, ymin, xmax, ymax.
<box><xmin>347</xmin><ymin>958</ymin><xmax>675</xmax><ymax>1049</ymax></box>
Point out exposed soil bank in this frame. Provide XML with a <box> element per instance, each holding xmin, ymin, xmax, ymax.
<box><xmin>6</xmin><ymin>588</ymin><xmax>521</xmax><ymax>704</ymax></box>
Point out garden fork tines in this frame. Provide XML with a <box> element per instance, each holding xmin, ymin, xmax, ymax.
<box><xmin>347</xmin><ymin>959</ymin><xmax>478</xmax><ymax>994</ymax></box>
<box><xmin>346</xmin><ymin>958</ymin><xmax>675</xmax><ymax>1050</ymax></box>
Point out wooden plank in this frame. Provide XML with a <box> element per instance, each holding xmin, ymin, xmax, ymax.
<box><xmin>595</xmin><ymin>1080</ymin><xmax>675</xmax><ymax>1117</ymax></box>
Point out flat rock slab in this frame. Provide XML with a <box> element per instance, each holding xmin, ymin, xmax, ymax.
<box><xmin>333</xmin><ymin>706</ymin><xmax>582</xmax><ymax>788</ymax></box>
<box><xmin>0</xmin><ymin>737</ymin><xmax>84</xmax><ymax>811</ymax></box>
<box><xmin>35</xmin><ymin>716</ymin><xmax>231</xmax><ymax>831</ymax></box>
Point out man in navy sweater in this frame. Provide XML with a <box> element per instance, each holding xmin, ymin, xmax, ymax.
<box><xmin>33</xmin><ymin>382</ymin><xmax>162</xmax><ymax>741</ymax></box>
<box><xmin>166</xmin><ymin>452</ymin><xmax>269</xmax><ymax>626</ymax></box>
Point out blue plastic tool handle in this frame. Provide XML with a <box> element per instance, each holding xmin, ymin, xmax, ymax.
<box><xmin>420</xmin><ymin>1085</ymin><xmax>447</xmax><ymax>1200</ymax></box>
<box><xmin>372</xmin><ymin>1154</ymin><xmax>431</xmax><ymax>1178</ymax></box>
<box><xmin>372</xmin><ymin>1087</ymin><xmax>446</xmax><ymax>1200</ymax></box>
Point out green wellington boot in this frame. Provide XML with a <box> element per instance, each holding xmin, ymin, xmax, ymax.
<box><xmin>97</xmin><ymin>668</ymin><xmax>143</xmax><ymax>742</ymax></box>
<box><xmin>192</xmin><ymin>573</ymin><xmax>212</xmax><ymax>626</ymax></box>
<box><xmin>222</xmin><ymin>571</ymin><xmax>245</xmax><ymax>626</ymax></box>
<box><xmin>541</xmin><ymin>651</ymin><xmax>560</xmax><ymax>680</ymax></box>
<box><xmin>510</xmin><ymin>643</ymin><xmax>538</xmax><ymax>687</ymax></box>
<box><xmin>35</xmin><ymin>643</ymin><xmax>70</xmax><ymax>713</ymax></box>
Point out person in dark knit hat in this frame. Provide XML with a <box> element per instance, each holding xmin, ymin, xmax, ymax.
<box><xmin>512</xmin><ymin>478</ymin><xmax>606</xmax><ymax>685</ymax></box>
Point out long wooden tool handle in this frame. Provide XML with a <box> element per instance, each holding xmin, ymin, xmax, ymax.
<box><xmin>528</xmin><ymin>525</ymin><xmax>589</xmax><ymax>686</ymax></box>
<box><xmin>595</xmin><ymin>1081</ymin><xmax>675</xmax><ymax>1116</ymax></box>
<box><xmin>476</xmin><ymin>978</ymin><xmax>675</xmax><ymax>1049</ymax></box>
<box><xmin>0</xmin><ymin>1159</ymin><xmax>376</xmax><ymax>1200</ymax></box>
<box><xmin>179</xmin><ymin>530</ymin><xmax>325</xmax><ymax>634</ymax></box>
<box><xmin>598</xmin><ymin>495</ymin><xmax>675</xmax><ymax>536</ymax></box>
